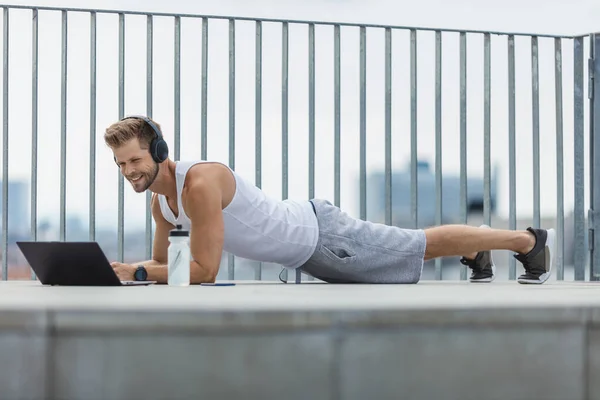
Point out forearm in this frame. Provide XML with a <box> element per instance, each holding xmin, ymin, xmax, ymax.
<box><xmin>128</xmin><ymin>259</ymin><xmax>167</xmax><ymax>284</ymax></box>
<box><xmin>136</xmin><ymin>260</ymin><xmax>216</xmax><ymax>284</ymax></box>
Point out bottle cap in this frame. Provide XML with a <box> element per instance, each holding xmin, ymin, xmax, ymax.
<box><xmin>169</xmin><ymin>224</ymin><xmax>189</xmax><ymax>237</ymax></box>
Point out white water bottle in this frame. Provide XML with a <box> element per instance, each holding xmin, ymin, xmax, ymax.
<box><xmin>168</xmin><ymin>224</ymin><xmax>190</xmax><ymax>286</ymax></box>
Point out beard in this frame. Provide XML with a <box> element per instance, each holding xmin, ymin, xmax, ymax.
<box><xmin>127</xmin><ymin>162</ymin><xmax>159</xmax><ymax>193</ymax></box>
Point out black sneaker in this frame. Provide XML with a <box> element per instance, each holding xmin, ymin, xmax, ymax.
<box><xmin>515</xmin><ymin>227</ymin><xmax>555</xmax><ymax>284</ymax></box>
<box><xmin>460</xmin><ymin>225</ymin><xmax>496</xmax><ymax>283</ymax></box>
<box><xmin>460</xmin><ymin>250</ymin><xmax>496</xmax><ymax>282</ymax></box>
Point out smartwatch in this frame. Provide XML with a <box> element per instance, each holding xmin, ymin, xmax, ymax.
<box><xmin>134</xmin><ymin>265</ymin><xmax>148</xmax><ymax>281</ymax></box>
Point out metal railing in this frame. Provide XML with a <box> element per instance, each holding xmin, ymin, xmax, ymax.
<box><xmin>0</xmin><ymin>4</ymin><xmax>598</xmax><ymax>282</ymax></box>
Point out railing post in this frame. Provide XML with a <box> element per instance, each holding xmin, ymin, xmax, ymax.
<box><xmin>590</xmin><ymin>32</ymin><xmax>600</xmax><ymax>280</ymax></box>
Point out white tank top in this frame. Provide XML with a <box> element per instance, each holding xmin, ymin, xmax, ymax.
<box><xmin>157</xmin><ymin>160</ymin><xmax>319</xmax><ymax>269</ymax></box>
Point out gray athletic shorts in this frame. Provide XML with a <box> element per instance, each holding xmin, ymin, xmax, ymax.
<box><xmin>298</xmin><ymin>199</ymin><xmax>427</xmax><ymax>283</ymax></box>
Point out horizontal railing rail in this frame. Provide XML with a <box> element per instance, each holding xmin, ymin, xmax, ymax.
<box><xmin>0</xmin><ymin>4</ymin><xmax>584</xmax><ymax>39</ymax></box>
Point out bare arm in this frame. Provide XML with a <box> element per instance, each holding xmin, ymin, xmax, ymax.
<box><xmin>111</xmin><ymin>193</ymin><xmax>210</xmax><ymax>284</ymax></box>
<box><xmin>182</xmin><ymin>174</ymin><xmax>225</xmax><ymax>283</ymax></box>
<box><xmin>138</xmin><ymin>193</ymin><xmax>173</xmax><ymax>283</ymax></box>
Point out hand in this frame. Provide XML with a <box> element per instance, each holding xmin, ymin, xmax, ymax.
<box><xmin>110</xmin><ymin>262</ymin><xmax>136</xmax><ymax>281</ymax></box>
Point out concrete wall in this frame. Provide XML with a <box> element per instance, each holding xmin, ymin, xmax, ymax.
<box><xmin>2</xmin><ymin>305</ymin><xmax>599</xmax><ymax>400</ymax></box>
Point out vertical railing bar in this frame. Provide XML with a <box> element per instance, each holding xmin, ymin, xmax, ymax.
<box><xmin>2</xmin><ymin>7</ymin><xmax>7</xmax><ymax>280</ymax></box>
<box><xmin>410</xmin><ymin>29</ymin><xmax>418</xmax><ymax>228</ymax></box>
<box><xmin>117</xmin><ymin>12</ymin><xmax>124</xmax><ymax>262</ymax></box>
<box><xmin>359</xmin><ymin>26</ymin><xmax>366</xmax><ymax>220</ymax></box>
<box><xmin>483</xmin><ymin>33</ymin><xmax>491</xmax><ymax>228</ymax></box>
<box><xmin>435</xmin><ymin>30</ymin><xmax>443</xmax><ymax>280</ymax></box>
<box><xmin>201</xmin><ymin>17</ymin><xmax>208</xmax><ymax>160</ymax></box>
<box><xmin>254</xmin><ymin>21</ymin><xmax>262</xmax><ymax>281</ymax></box>
<box><xmin>508</xmin><ymin>35</ymin><xmax>517</xmax><ymax>280</ymax></box>
<box><xmin>89</xmin><ymin>12</ymin><xmax>96</xmax><ymax>245</ymax></box>
<box><xmin>308</xmin><ymin>23</ymin><xmax>315</xmax><ymax>203</ymax></box>
<box><xmin>281</xmin><ymin>21</ymin><xmax>288</xmax><ymax>283</ymax></box>
<box><xmin>384</xmin><ymin>27</ymin><xmax>392</xmax><ymax>226</ymax></box>
<box><xmin>174</xmin><ymin>16</ymin><xmax>181</xmax><ymax>161</ymax></box>
<box><xmin>573</xmin><ymin>36</ymin><xmax>585</xmax><ymax>280</ymax></box>
<box><xmin>459</xmin><ymin>31</ymin><xmax>468</xmax><ymax>281</ymax></box>
<box><xmin>589</xmin><ymin>36</ymin><xmax>594</xmax><ymax>281</ymax></box>
<box><xmin>31</xmin><ymin>8</ymin><xmax>38</xmax><ymax>280</ymax></box>
<box><xmin>60</xmin><ymin>10</ymin><xmax>67</xmax><ymax>242</ymax></box>
<box><xmin>591</xmin><ymin>33</ymin><xmax>600</xmax><ymax>280</ymax></box>
<box><xmin>555</xmin><ymin>37</ymin><xmax>564</xmax><ymax>280</ymax></box>
<box><xmin>280</xmin><ymin>22</ymin><xmax>287</xmax><ymax>202</ymax></box>
<box><xmin>145</xmin><ymin>15</ymin><xmax>153</xmax><ymax>260</ymax></box>
<box><xmin>306</xmin><ymin>23</ymin><xmax>316</xmax><ymax>283</ymax></box>
<box><xmin>254</xmin><ymin>21</ymin><xmax>262</xmax><ymax>194</ymax></box>
<box><xmin>255</xmin><ymin>20</ymin><xmax>262</xmax><ymax>281</ymax></box>
<box><xmin>532</xmin><ymin>36</ymin><xmax>541</xmax><ymax>229</ymax></box>
<box><xmin>228</xmin><ymin>19</ymin><xmax>236</xmax><ymax>281</ymax></box>
<box><xmin>334</xmin><ymin>25</ymin><xmax>341</xmax><ymax>208</ymax></box>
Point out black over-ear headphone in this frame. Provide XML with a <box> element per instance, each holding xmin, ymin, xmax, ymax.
<box><xmin>120</xmin><ymin>115</ymin><xmax>169</xmax><ymax>163</ymax></box>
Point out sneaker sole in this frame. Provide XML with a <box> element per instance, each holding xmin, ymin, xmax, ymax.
<box><xmin>518</xmin><ymin>228</ymin><xmax>555</xmax><ymax>285</ymax></box>
<box><xmin>469</xmin><ymin>225</ymin><xmax>495</xmax><ymax>283</ymax></box>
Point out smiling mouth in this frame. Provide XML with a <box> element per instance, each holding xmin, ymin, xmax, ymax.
<box><xmin>129</xmin><ymin>176</ymin><xmax>143</xmax><ymax>182</ymax></box>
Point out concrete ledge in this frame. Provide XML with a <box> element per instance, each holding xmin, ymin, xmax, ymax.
<box><xmin>0</xmin><ymin>309</ymin><xmax>48</xmax><ymax>332</ymax></box>
<box><xmin>53</xmin><ymin>333</ymin><xmax>335</xmax><ymax>400</ymax></box>
<box><xmin>0</xmin><ymin>333</ymin><xmax>47</xmax><ymax>400</ymax></box>
<box><xmin>2</xmin><ymin>280</ymin><xmax>600</xmax><ymax>400</ymax></box>
<box><xmin>51</xmin><ymin>309</ymin><xmax>339</xmax><ymax>333</ymax></box>
<box><xmin>340</xmin><ymin>326</ymin><xmax>586</xmax><ymax>400</ymax></box>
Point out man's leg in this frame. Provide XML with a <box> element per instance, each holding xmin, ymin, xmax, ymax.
<box><xmin>424</xmin><ymin>225</ymin><xmax>534</xmax><ymax>260</ymax></box>
<box><xmin>423</xmin><ymin>224</ymin><xmax>555</xmax><ymax>284</ymax></box>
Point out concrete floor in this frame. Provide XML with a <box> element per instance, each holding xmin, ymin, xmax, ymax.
<box><xmin>2</xmin><ymin>279</ymin><xmax>600</xmax><ymax>311</ymax></box>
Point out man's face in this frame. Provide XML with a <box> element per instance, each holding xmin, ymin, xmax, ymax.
<box><xmin>113</xmin><ymin>138</ymin><xmax>159</xmax><ymax>193</ymax></box>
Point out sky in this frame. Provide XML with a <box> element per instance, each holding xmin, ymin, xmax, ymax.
<box><xmin>0</xmin><ymin>0</ymin><xmax>599</xmax><ymax>233</ymax></box>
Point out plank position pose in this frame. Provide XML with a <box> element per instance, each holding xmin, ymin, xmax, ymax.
<box><xmin>105</xmin><ymin>116</ymin><xmax>555</xmax><ymax>285</ymax></box>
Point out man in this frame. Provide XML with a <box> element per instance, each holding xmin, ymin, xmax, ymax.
<box><xmin>106</xmin><ymin>115</ymin><xmax>555</xmax><ymax>285</ymax></box>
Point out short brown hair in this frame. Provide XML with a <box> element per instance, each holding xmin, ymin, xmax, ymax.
<box><xmin>104</xmin><ymin>117</ymin><xmax>162</xmax><ymax>149</ymax></box>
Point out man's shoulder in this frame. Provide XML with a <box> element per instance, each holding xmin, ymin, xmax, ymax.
<box><xmin>182</xmin><ymin>161</ymin><xmax>235</xmax><ymax>200</ymax></box>
<box><xmin>185</xmin><ymin>161</ymin><xmax>231</xmax><ymax>183</ymax></box>
<box><xmin>180</xmin><ymin>159</ymin><xmax>225</xmax><ymax>171</ymax></box>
